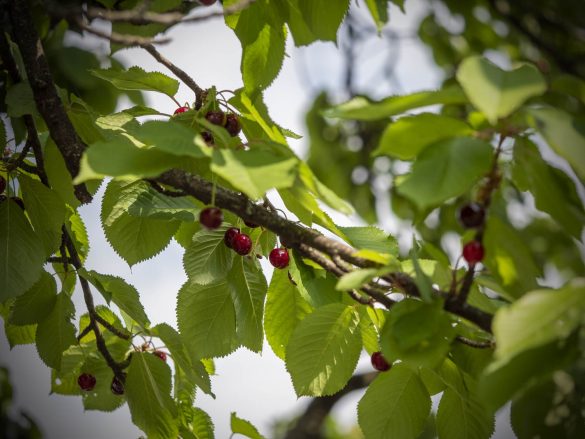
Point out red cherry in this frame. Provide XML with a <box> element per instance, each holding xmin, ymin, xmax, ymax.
<box><xmin>463</xmin><ymin>240</ymin><xmax>485</xmax><ymax>265</ymax></box>
<box><xmin>174</xmin><ymin>106</ymin><xmax>189</xmax><ymax>115</ymax></box>
<box><xmin>153</xmin><ymin>351</ymin><xmax>167</xmax><ymax>362</ymax></box>
<box><xmin>111</xmin><ymin>375</ymin><xmax>125</xmax><ymax>395</ymax></box>
<box><xmin>200</xmin><ymin>0</ymin><xmax>216</xmax><ymax>5</ymax></box>
<box><xmin>371</xmin><ymin>352</ymin><xmax>391</xmax><ymax>372</ymax></box>
<box><xmin>458</xmin><ymin>203</ymin><xmax>486</xmax><ymax>229</ymax></box>
<box><xmin>269</xmin><ymin>248</ymin><xmax>290</xmax><ymax>269</ymax></box>
<box><xmin>205</xmin><ymin>110</ymin><xmax>225</xmax><ymax>126</ymax></box>
<box><xmin>77</xmin><ymin>373</ymin><xmax>96</xmax><ymax>391</ymax></box>
<box><xmin>224</xmin><ymin>227</ymin><xmax>240</xmax><ymax>249</ymax></box>
<box><xmin>0</xmin><ymin>176</ymin><xmax>6</xmax><ymax>194</ymax></box>
<box><xmin>232</xmin><ymin>233</ymin><xmax>252</xmax><ymax>255</ymax></box>
<box><xmin>225</xmin><ymin>113</ymin><xmax>241</xmax><ymax>137</ymax></box>
<box><xmin>199</xmin><ymin>207</ymin><xmax>223</xmax><ymax>229</ymax></box>
<box><xmin>201</xmin><ymin>131</ymin><xmax>214</xmax><ymax>146</ymax></box>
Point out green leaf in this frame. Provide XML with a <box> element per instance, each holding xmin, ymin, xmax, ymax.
<box><xmin>365</xmin><ymin>0</ymin><xmax>391</xmax><ymax>31</ymax></box>
<box><xmin>45</xmin><ymin>140</ymin><xmax>81</xmax><ymax>208</ymax></box>
<box><xmin>492</xmin><ymin>279</ymin><xmax>585</xmax><ymax>361</ymax></box>
<box><xmin>126</xmin><ymin>352</ymin><xmax>178</xmax><ymax>439</ymax></box>
<box><xmin>211</xmin><ymin>149</ymin><xmax>298</xmax><ymax>199</ymax></box>
<box><xmin>512</xmin><ymin>138</ymin><xmax>584</xmax><ymax>238</ymax></box>
<box><xmin>10</xmin><ymin>271</ymin><xmax>57</xmax><ymax>325</ymax></box>
<box><xmin>66</xmin><ymin>208</ymin><xmax>90</xmax><ymax>263</ymax></box>
<box><xmin>19</xmin><ymin>174</ymin><xmax>67</xmax><ymax>257</ymax></box>
<box><xmin>242</xmin><ymin>23</ymin><xmax>286</xmax><ymax>94</ymax></box>
<box><xmin>380</xmin><ymin>299</ymin><xmax>455</xmax><ymax>369</ymax></box>
<box><xmin>6</xmin><ymin>82</ymin><xmax>38</xmax><ymax>117</ymax></box>
<box><xmin>336</xmin><ymin>267</ymin><xmax>392</xmax><ymax>291</ymax></box>
<box><xmin>511</xmin><ymin>373</ymin><xmax>585</xmax><ymax>439</ymax></box>
<box><xmin>374</xmin><ymin>113</ymin><xmax>472</xmax><ymax>160</ymax></box>
<box><xmin>152</xmin><ymin>323</ymin><xmax>213</xmax><ymax>396</ymax></box>
<box><xmin>0</xmin><ymin>199</ymin><xmax>45</xmax><ymax>301</ymax></box>
<box><xmin>397</xmin><ymin>137</ymin><xmax>493</xmax><ymax>210</ymax></box>
<box><xmin>526</xmin><ymin>107</ymin><xmax>585</xmax><ymax>182</ymax></box>
<box><xmin>230</xmin><ymin>412</ymin><xmax>266</xmax><ymax>439</ymax></box>
<box><xmin>297</xmin><ymin>0</ymin><xmax>350</xmax><ymax>43</ymax></box>
<box><xmin>436</xmin><ymin>361</ymin><xmax>495</xmax><ymax>439</ymax></box>
<box><xmin>4</xmin><ymin>322</ymin><xmax>36</xmax><ymax>347</ymax></box>
<box><xmin>357</xmin><ymin>363</ymin><xmax>431</xmax><ymax>439</ymax></box>
<box><xmin>77</xmin><ymin>135</ymin><xmax>184</xmax><ymax>183</ymax></box>
<box><xmin>82</xmin><ymin>270</ymin><xmax>150</xmax><ymax>328</ymax></box>
<box><xmin>265</xmin><ymin>269</ymin><xmax>313</xmax><ymax>359</ymax></box>
<box><xmin>35</xmin><ymin>293</ymin><xmax>77</xmax><ymax>370</ymax></box>
<box><xmin>228</xmin><ymin>258</ymin><xmax>267</xmax><ymax>353</ymax></box>
<box><xmin>339</xmin><ymin>226</ymin><xmax>399</xmax><ymax>255</ymax></box>
<box><xmin>177</xmin><ymin>280</ymin><xmax>239</xmax><ymax>359</ymax></box>
<box><xmin>127</xmin><ymin>185</ymin><xmax>201</xmax><ymax>222</ymax></box>
<box><xmin>285</xmin><ymin>303</ymin><xmax>362</xmax><ymax>396</ymax></box>
<box><xmin>183</xmin><ymin>407</ymin><xmax>215</xmax><ymax>439</ymax></box>
<box><xmin>479</xmin><ymin>333</ymin><xmax>579</xmax><ymax>411</ymax></box>
<box><xmin>91</xmin><ymin>66</ymin><xmax>179</xmax><ymax>98</ymax></box>
<box><xmin>324</xmin><ymin>86</ymin><xmax>467</xmax><ymax>121</ymax></box>
<box><xmin>131</xmin><ymin>120</ymin><xmax>206</xmax><ymax>158</ymax></box>
<box><xmin>183</xmin><ymin>226</ymin><xmax>234</xmax><ymax>285</ymax></box>
<box><xmin>456</xmin><ymin>56</ymin><xmax>546</xmax><ymax>124</ymax></box>
<box><xmin>101</xmin><ymin>180</ymin><xmax>179</xmax><ymax>266</ymax></box>
<box><xmin>483</xmin><ymin>216</ymin><xmax>541</xmax><ymax>299</ymax></box>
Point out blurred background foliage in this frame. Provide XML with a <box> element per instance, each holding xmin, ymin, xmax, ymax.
<box><xmin>303</xmin><ymin>0</ymin><xmax>585</xmax><ymax>290</ymax></box>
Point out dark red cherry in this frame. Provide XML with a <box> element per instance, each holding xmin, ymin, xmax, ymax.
<box><xmin>200</xmin><ymin>0</ymin><xmax>217</xmax><ymax>5</ymax></box>
<box><xmin>111</xmin><ymin>375</ymin><xmax>125</xmax><ymax>395</ymax></box>
<box><xmin>153</xmin><ymin>351</ymin><xmax>167</xmax><ymax>362</ymax></box>
<box><xmin>458</xmin><ymin>203</ymin><xmax>486</xmax><ymax>229</ymax></box>
<box><xmin>463</xmin><ymin>241</ymin><xmax>485</xmax><ymax>265</ymax></box>
<box><xmin>371</xmin><ymin>351</ymin><xmax>391</xmax><ymax>372</ymax></box>
<box><xmin>205</xmin><ymin>110</ymin><xmax>225</xmax><ymax>126</ymax></box>
<box><xmin>224</xmin><ymin>227</ymin><xmax>240</xmax><ymax>249</ymax></box>
<box><xmin>200</xmin><ymin>207</ymin><xmax>223</xmax><ymax>229</ymax></box>
<box><xmin>232</xmin><ymin>233</ymin><xmax>252</xmax><ymax>255</ymax></box>
<box><xmin>0</xmin><ymin>176</ymin><xmax>6</xmax><ymax>194</ymax></box>
<box><xmin>201</xmin><ymin>131</ymin><xmax>214</xmax><ymax>146</ymax></box>
<box><xmin>225</xmin><ymin>113</ymin><xmax>241</xmax><ymax>137</ymax></box>
<box><xmin>269</xmin><ymin>248</ymin><xmax>290</xmax><ymax>269</ymax></box>
<box><xmin>174</xmin><ymin>106</ymin><xmax>189</xmax><ymax>115</ymax></box>
<box><xmin>78</xmin><ymin>373</ymin><xmax>96</xmax><ymax>391</ymax></box>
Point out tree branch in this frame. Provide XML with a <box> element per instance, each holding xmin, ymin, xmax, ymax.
<box><xmin>7</xmin><ymin>0</ymin><xmax>92</xmax><ymax>204</ymax></box>
<box><xmin>283</xmin><ymin>372</ymin><xmax>378</xmax><ymax>439</ymax></box>
<box><xmin>142</xmin><ymin>44</ymin><xmax>204</xmax><ymax>109</ymax></box>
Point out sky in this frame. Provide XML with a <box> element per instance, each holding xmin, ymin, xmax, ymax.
<box><xmin>1</xmin><ymin>1</ymin><xmax>517</xmax><ymax>438</ymax></box>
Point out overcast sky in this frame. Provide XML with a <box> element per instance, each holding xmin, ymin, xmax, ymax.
<box><xmin>1</xmin><ymin>1</ymin><xmax>517</xmax><ymax>438</ymax></box>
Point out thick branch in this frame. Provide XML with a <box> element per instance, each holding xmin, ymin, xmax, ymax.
<box><xmin>284</xmin><ymin>372</ymin><xmax>377</xmax><ymax>439</ymax></box>
<box><xmin>8</xmin><ymin>0</ymin><xmax>91</xmax><ymax>203</ymax></box>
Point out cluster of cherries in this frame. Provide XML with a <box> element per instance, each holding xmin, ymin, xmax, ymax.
<box><xmin>458</xmin><ymin>202</ymin><xmax>486</xmax><ymax>265</ymax></box>
<box><xmin>78</xmin><ymin>349</ymin><xmax>167</xmax><ymax>394</ymax></box>
<box><xmin>173</xmin><ymin>106</ymin><xmax>241</xmax><ymax>146</ymax></box>
<box><xmin>200</xmin><ymin>206</ymin><xmax>290</xmax><ymax>269</ymax></box>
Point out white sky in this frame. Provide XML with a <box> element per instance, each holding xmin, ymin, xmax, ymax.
<box><xmin>1</xmin><ymin>1</ymin><xmax>516</xmax><ymax>438</ymax></box>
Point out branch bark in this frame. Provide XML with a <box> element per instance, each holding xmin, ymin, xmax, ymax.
<box><xmin>8</xmin><ymin>0</ymin><xmax>92</xmax><ymax>204</ymax></box>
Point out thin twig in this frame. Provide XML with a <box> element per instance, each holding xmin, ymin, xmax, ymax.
<box><xmin>77</xmin><ymin>20</ymin><xmax>171</xmax><ymax>46</ymax></box>
<box><xmin>77</xmin><ymin>325</ymin><xmax>92</xmax><ymax>342</ymax></box>
<box><xmin>142</xmin><ymin>44</ymin><xmax>204</xmax><ymax>108</ymax></box>
<box><xmin>84</xmin><ymin>0</ymin><xmax>257</xmax><ymax>26</ymax></box>
<box><xmin>455</xmin><ymin>335</ymin><xmax>494</xmax><ymax>349</ymax></box>
<box><xmin>95</xmin><ymin>314</ymin><xmax>131</xmax><ymax>340</ymax></box>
